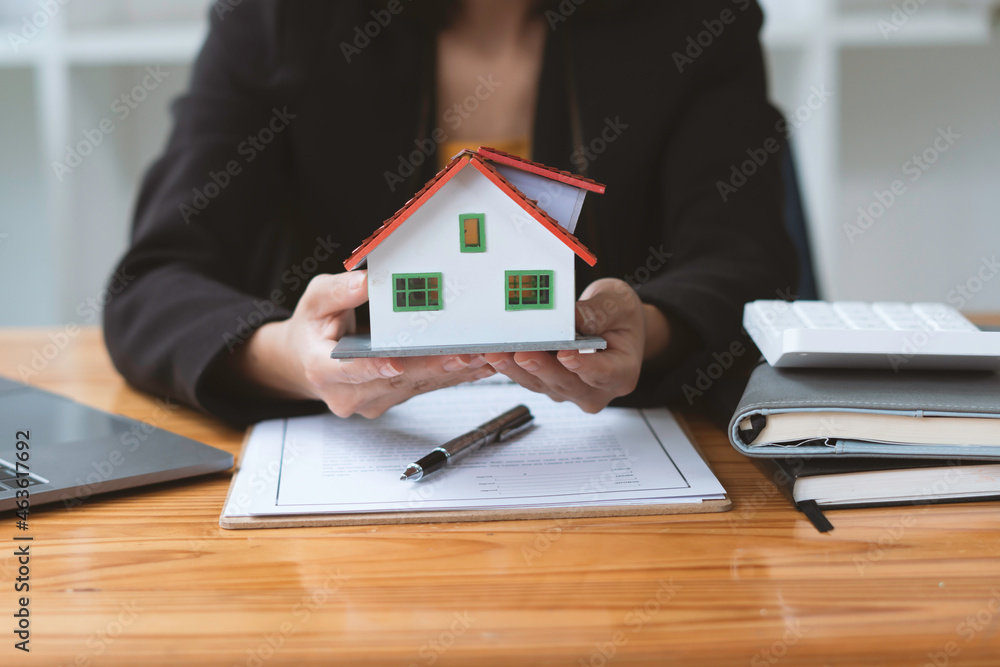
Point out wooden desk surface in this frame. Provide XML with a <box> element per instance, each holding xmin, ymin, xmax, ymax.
<box><xmin>2</xmin><ymin>327</ymin><xmax>999</xmax><ymax>666</ymax></box>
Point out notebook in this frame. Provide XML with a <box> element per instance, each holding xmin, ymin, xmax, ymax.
<box><xmin>750</xmin><ymin>455</ymin><xmax>1000</xmax><ymax>531</ymax></box>
<box><xmin>729</xmin><ymin>362</ymin><xmax>1000</xmax><ymax>460</ymax></box>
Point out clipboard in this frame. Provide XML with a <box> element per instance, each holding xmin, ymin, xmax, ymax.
<box><xmin>219</xmin><ymin>413</ymin><xmax>731</xmax><ymax>529</ymax></box>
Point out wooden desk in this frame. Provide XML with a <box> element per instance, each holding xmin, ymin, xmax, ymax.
<box><xmin>2</xmin><ymin>327</ymin><xmax>999</xmax><ymax>666</ymax></box>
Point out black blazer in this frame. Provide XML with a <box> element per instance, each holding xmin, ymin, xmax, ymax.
<box><xmin>103</xmin><ymin>0</ymin><xmax>798</xmax><ymax>426</ymax></box>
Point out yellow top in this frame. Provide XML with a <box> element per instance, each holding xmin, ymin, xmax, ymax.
<box><xmin>439</xmin><ymin>137</ymin><xmax>532</xmax><ymax>170</ymax></box>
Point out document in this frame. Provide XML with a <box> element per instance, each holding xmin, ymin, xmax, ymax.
<box><xmin>223</xmin><ymin>379</ymin><xmax>726</xmax><ymax>519</ymax></box>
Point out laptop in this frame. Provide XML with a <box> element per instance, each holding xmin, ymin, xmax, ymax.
<box><xmin>0</xmin><ymin>376</ymin><xmax>233</xmax><ymax>512</ymax></box>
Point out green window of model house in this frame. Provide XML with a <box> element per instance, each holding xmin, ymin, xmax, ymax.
<box><xmin>393</xmin><ymin>273</ymin><xmax>443</xmax><ymax>312</ymax></box>
<box><xmin>506</xmin><ymin>271</ymin><xmax>553</xmax><ymax>310</ymax></box>
<box><xmin>460</xmin><ymin>214</ymin><xmax>485</xmax><ymax>252</ymax></box>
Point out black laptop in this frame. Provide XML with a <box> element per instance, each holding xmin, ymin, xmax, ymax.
<box><xmin>0</xmin><ymin>376</ymin><xmax>233</xmax><ymax>512</ymax></box>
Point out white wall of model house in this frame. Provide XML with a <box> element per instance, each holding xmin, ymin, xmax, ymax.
<box><xmin>366</xmin><ymin>164</ymin><xmax>578</xmax><ymax>350</ymax></box>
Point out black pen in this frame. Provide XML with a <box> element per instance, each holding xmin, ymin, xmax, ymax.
<box><xmin>400</xmin><ymin>405</ymin><xmax>534</xmax><ymax>481</ymax></box>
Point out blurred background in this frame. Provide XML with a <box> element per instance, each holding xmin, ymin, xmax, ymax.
<box><xmin>0</xmin><ymin>0</ymin><xmax>998</xmax><ymax>326</ymax></box>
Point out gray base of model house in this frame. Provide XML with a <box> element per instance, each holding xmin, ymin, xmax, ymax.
<box><xmin>329</xmin><ymin>334</ymin><xmax>607</xmax><ymax>360</ymax></box>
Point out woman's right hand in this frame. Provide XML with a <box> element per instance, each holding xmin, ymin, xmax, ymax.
<box><xmin>230</xmin><ymin>271</ymin><xmax>494</xmax><ymax>418</ymax></box>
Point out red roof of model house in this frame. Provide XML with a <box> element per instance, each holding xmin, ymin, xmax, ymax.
<box><xmin>343</xmin><ymin>147</ymin><xmax>604</xmax><ymax>271</ymax></box>
<box><xmin>475</xmin><ymin>146</ymin><xmax>606</xmax><ymax>194</ymax></box>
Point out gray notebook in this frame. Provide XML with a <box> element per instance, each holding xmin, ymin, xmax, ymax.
<box><xmin>728</xmin><ymin>363</ymin><xmax>1000</xmax><ymax>460</ymax></box>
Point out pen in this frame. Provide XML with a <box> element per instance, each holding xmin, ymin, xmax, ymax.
<box><xmin>400</xmin><ymin>405</ymin><xmax>534</xmax><ymax>481</ymax></box>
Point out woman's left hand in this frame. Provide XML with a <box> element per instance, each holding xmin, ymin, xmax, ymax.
<box><xmin>484</xmin><ymin>278</ymin><xmax>669</xmax><ymax>413</ymax></box>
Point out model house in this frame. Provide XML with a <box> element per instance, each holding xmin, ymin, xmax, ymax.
<box><xmin>338</xmin><ymin>147</ymin><xmax>606</xmax><ymax>356</ymax></box>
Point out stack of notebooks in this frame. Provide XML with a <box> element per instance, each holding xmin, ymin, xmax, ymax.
<box><xmin>727</xmin><ymin>364</ymin><xmax>1000</xmax><ymax>531</ymax></box>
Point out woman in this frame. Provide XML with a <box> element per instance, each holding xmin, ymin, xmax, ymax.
<box><xmin>104</xmin><ymin>0</ymin><xmax>797</xmax><ymax>426</ymax></box>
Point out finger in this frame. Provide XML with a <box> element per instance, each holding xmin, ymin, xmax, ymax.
<box><xmin>319</xmin><ymin>363</ymin><xmax>490</xmax><ymax>418</ymax></box>
<box><xmin>511</xmin><ymin>351</ymin><xmax>578</xmax><ymax>398</ymax></box>
<box><xmin>335</xmin><ymin>357</ymin><xmax>405</xmax><ymax>384</ymax></box>
<box><xmin>556</xmin><ymin>338</ymin><xmax>640</xmax><ymax>396</ymax></box>
<box><xmin>305</xmin><ymin>335</ymin><xmax>403</xmax><ymax>388</ymax></box>
<box><xmin>569</xmin><ymin>281</ymin><xmax>644</xmax><ymax>396</ymax></box>
<box><xmin>483</xmin><ymin>352</ymin><xmax>514</xmax><ymax>366</ymax></box>
<box><xmin>402</xmin><ymin>353</ymin><xmax>489</xmax><ymax>374</ymax></box>
<box><xmin>298</xmin><ymin>271</ymin><xmax>368</xmax><ymax>320</ymax></box>
<box><xmin>322</xmin><ymin>307</ymin><xmax>356</xmax><ymax>342</ymax></box>
<box><xmin>512</xmin><ymin>351</ymin><xmax>612</xmax><ymax>412</ymax></box>
<box><xmin>575</xmin><ymin>278</ymin><xmax>639</xmax><ymax>336</ymax></box>
<box><xmin>314</xmin><ymin>349</ymin><xmax>486</xmax><ymax>392</ymax></box>
<box><xmin>488</xmin><ymin>352</ymin><xmax>567</xmax><ymax>402</ymax></box>
<box><xmin>356</xmin><ymin>366</ymin><xmax>498</xmax><ymax>419</ymax></box>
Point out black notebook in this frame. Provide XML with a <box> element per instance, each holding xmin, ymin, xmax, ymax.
<box><xmin>751</xmin><ymin>456</ymin><xmax>1000</xmax><ymax>532</ymax></box>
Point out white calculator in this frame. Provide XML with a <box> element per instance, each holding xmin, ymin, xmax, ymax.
<box><xmin>743</xmin><ymin>300</ymin><xmax>1000</xmax><ymax>370</ymax></box>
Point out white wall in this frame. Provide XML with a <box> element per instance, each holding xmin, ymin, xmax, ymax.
<box><xmin>837</xmin><ymin>45</ymin><xmax>1000</xmax><ymax>312</ymax></box>
<box><xmin>1</xmin><ymin>0</ymin><xmax>998</xmax><ymax>326</ymax></box>
<box><xmin>760</xmin><ymin>0</ymin><xmax>1000</xmax><ymax>315</ymax></box>
<box><xmin>0</xmin><ymin>67</ymin><xmax>54</xmax><ymax>323</ymax></box>
<box><xmin>60</xmin><ymin>64</ymin><xmax>192</xmax><ymax>323</ymax></box>
<box><xmin>0</xmin><ymin>0</ymin><xmax>205</xmax><ymax>327</ymax></box>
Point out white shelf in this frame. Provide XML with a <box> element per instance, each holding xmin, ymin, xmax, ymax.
<box><xmin>64</xmin><ymin>24</ymin><xmax>206</xmax><ymax>65</ymax></box>
<box><xmin>761</xmin><ymin>4</ymin><xmax>997</xmax><ymax>49</ymax></box>
<box><xmin>4</xmin><ymin>10</ymin><xmax>995</xmax><ymax>65</ymax></box>
<box><xmin>0</xmin><ymin>22</ymin><xmax>206</xmax><ymax>67</ymax></box>
<box><xmin>836</xmin><ymin>8</ymin><xmax>995</xmax><ymax>46</ymax></box>
<box><xmin>0</xmin><ymin>21</ymin><xmax>48</xmax><ymax>65</ymax></box>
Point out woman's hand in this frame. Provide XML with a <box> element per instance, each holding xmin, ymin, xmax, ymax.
<box><xmin>484</xmin><ymin>278</ymin><xmax>670</xmax><ymax>413</ymax></box>
<box><xmin>230</xmin><ymin>271</ymin><xmax>494</xmax><ymax>418</ymax></box>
